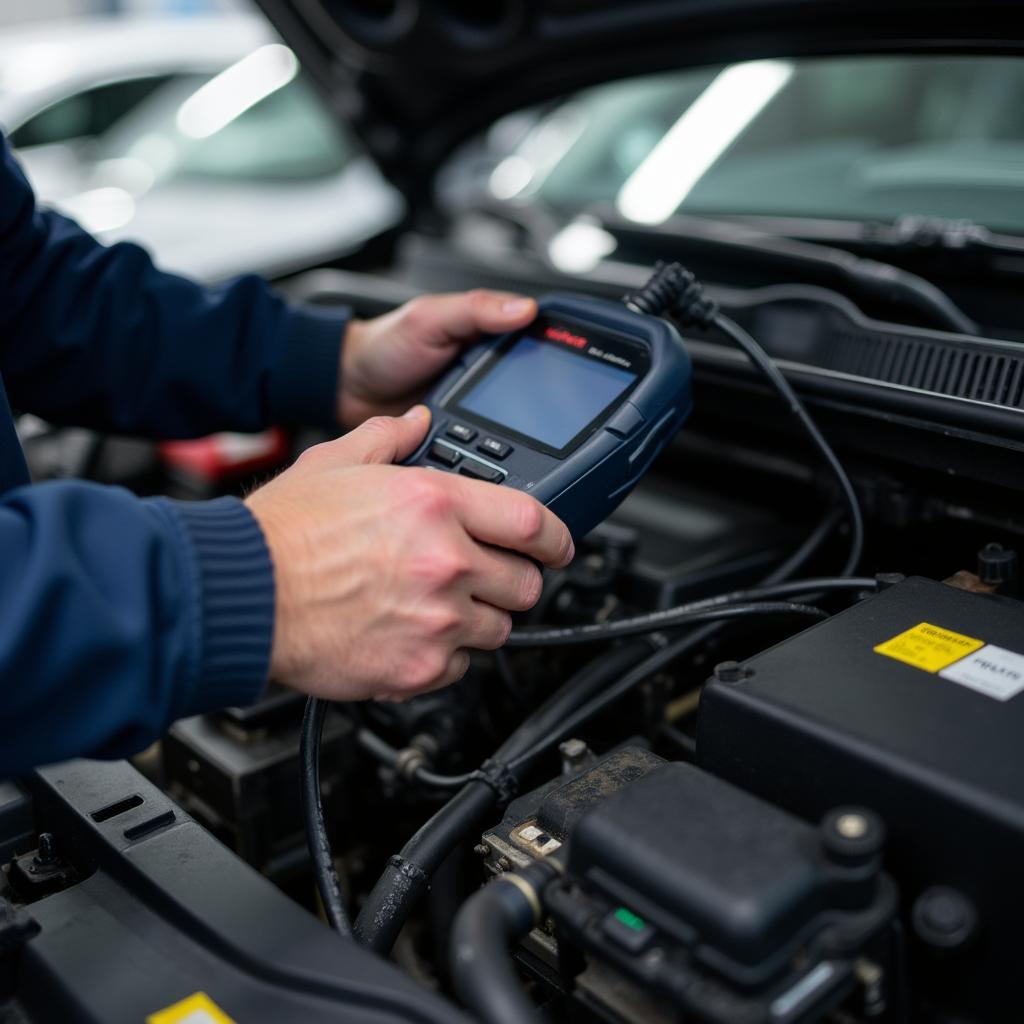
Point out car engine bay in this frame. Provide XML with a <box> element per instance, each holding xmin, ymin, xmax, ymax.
<box><xmin>5</xmin><ymin>0</ymin><xmax>1024</xmax><ymax>1019</ymax></box>
<box><xmin>5</xmin><ymin>224</ymin><xmax>1024</xmax><ymax>1024</ymax></box>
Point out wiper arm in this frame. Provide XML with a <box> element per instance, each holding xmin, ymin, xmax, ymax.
<box><xmin>866</xmin><ymin>214</ymin><xmax>1024</xmax><ymax>263</ymax></box>
<box><xmin>473</xmin><ymin>198</ymin><xmax>979</xmax><ymax>335</ymax></box>
<box><xmin>602</xmin><ymin>209</ymin><xmax>979</xmax><ymax>336</ymax></box>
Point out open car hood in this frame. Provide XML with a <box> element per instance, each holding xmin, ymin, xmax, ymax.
<box><xmin>255</xmin><ymin>0</ymin><xmax>1024</xmax><ymax>208</ymax></box>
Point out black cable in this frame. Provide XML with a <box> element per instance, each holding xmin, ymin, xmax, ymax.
<box><xmin>353</xmin><ymin>573</ymin><xmax>856</xmax><ymax>947</ymax></box>
<box><xmin>504</xmin><ymin>520</ymin><xmax>869</xmax><ymax>780</ymax></box>
<box><xmin>625</xmin><ymin>262</ymin><xmax>864</xmax><ymax>575</ymax></box>
<box><xmin>616</xmin><ymin>211</ymin><xmax>979</xmax><ymax>335</ymax></box>
<box><xmin>333</xmin><ymin>262</ymin><xmax>868</xmax><ymax>954</ymax></box>
<box><xmin>450</xmin><ymin>860</ymin><xmax>561</xmax><ymax>1024</ymax></box>
<box><xmin>353</xmin><ymin>642</ymin><xmax>650</xmax><ymax>953</ymax></box>
<box><xmin>506</xmin><ymin>600</ymin><xmax>824</xmax><ymax>647</ymax></box>
<box><xmin>357</xmin><ymin>728</ymin><xmax>476</xmax><ymax>789</ymax></box>
<box><xmin>509</xmin><ymin>590</ymin><xmax>842</xmax><ymax>773</ymax></box>
<box><xmin>417</xmin><ymin>766</ymin><xmax>477</xmax><ymax>789</ymax></box>
<box><xmin>761</xmin><ymin>506</ymin><xmax>843</xmax><ymax>585</ymax></box>
<box><xmin>300</xmin><ymin>697</ymin><xmax>352</xmax><ymax>936</ymax></box>
<box><xmin>710</xmin><ymin>312</ymin><xmax>864</xmax><ymax>576</ymax></box>
<box><xmin>361</xmin><ymin>576</ymin><xmax>862</xmax><ymax>787</ymax></box>
<box><xmin>351</xmin><ymin>315</ymin><xmax>862</xmax><ymax>948</ymax></box>
<box><xmin>492</xmin><ymin>648</ymin><xmax>526</xmax><ymax>705</ymax></box>
<box><xmin>506</xmin><ymin>629</ymin><xmax>732</xmax><ymax>776</ymax></box>
<box><xmin>507</xmin><ymin>576</ymin><xmax>872</xmax><ymax>647</ymax></box>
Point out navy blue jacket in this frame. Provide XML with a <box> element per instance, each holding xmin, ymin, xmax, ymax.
<box><xmin>0</xmin><ymin>132</ymin><xmax>348</xmax><ymax>778</ymax></box>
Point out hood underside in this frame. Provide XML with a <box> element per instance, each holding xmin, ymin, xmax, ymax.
<box><xmin>255</xmin><ymin>0</ymin><xmax>1024</xmax><ymax>206</ymax></box>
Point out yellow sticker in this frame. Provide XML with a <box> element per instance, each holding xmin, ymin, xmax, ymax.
<box><xmin>147</xmin><ymin>992</ymin><xmax>237</xmax><ymax>1024</ymax></box>
<box><xmin>874</xmin><ymin>621</ymin><xmax>984</xmax><ymax>673</ymax></box>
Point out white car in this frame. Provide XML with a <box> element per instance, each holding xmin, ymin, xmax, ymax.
<box><xmin>0</xmin><ymin>14</ymin><xmax>402</xmax><ymax>281</ymax></box>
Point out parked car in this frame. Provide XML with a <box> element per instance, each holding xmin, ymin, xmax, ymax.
<box><xmin>0</xmin><ymin>13</ymin><xmax>402</xmax><ymax>280</ymax></box>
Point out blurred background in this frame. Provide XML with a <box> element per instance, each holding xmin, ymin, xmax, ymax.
<box><xmin>0</xmin><ymin>0</ymin><xmax>405</xmax><ymax>491</ymax></box>
<box><xmin>0</xmin><ymin>0</ymin><xmax>401</xmax><ymax>283</ymax></box>
<box><xmin>2</xmin><ymin>0</ymin><xmax>244</xmax><ymax>27</ymax></box>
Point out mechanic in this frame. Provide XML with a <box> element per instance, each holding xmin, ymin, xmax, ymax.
<box><xmin>0</xmin><ymin>131</ymin><xmax>574</xmax><ymax>780</ymax></box>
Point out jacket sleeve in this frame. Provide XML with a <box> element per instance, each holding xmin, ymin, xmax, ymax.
<box><xmin>0</xmin><ymin>132</ymin><xmax>347</xmax><ymax>437</ymax></box>
<box><xmin>0</xmin><ymin>481</ymin><xmax>275</xmax><ymax>779</ymax></box>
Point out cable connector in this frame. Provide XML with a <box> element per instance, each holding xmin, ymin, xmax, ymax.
<box><xmin>393</xmin><ymin>733</ymin><xmax>439</xmax><ymax>782</ymax></box>
<box><xmin>476</xmin><ymin>757</ymin><xmax>520</xmax><ymax>804</ymax></box>
<box><xmin>623</xmin><ymin>261</ymin><xmax>718</xmax><ymax>328</ymax></box>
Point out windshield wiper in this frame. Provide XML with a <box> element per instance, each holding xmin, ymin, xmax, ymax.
<box><xmin>472</xmin><ymin>199</ymin><xmax>981</xmax><ymax>335</ymax></box>
<box><xmin>601</xmin><ymin>209</ymin><xmax>980</xmax><ymax>336</ymax></box>
<box><xmin>683</xmin><ymin>211</ymin><xmax>1024</xmax><ymax>283</ymax></box>
<box><xmin>866</xmin><ymin>214</ymin><xmax>1024</xmax><ymax>264</ymax></box>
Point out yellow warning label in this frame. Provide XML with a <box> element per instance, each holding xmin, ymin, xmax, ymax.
<box><xmin>147</xmin><ymin>992</ymin><xmax>237</xmax><ymax>1024</ymax></box>
<box><xmin>874</xmin><ymin>621</ymin><xmax>984</xmax><ymax>673</ymax></box>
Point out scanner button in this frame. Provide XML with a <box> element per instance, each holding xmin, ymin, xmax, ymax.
<box><xmin>606</xmin><ymin>402</ymin><xmax>646</xmax><ymax>439</ymax></box>
<box><xmin>427</xmin><ymin>442</ymin><xmax>461</xmax><ymax>468</ymax></box>
<box><xmin>477</xmin><ymin>437</ymin><xmax>512</xmax><ymax>460</ymax></box>
<box><xmin>446</xmin><ymin>422</ymin><xmax>477</xmax><ymax>443</ymax></box>
<box><xmin>459</xmin><ymin>460</ymin><xmax>503</xmax><ymax>483</ymax></box>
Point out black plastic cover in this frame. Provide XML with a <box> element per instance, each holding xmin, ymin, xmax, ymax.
<box><xmin>537</xmin><ymin>747</ymin><xmax>663</xmax><ymax>839</ymax></box>
<box><xmin>2</xmin><ymin>760</ymin><xmax>467</xmax><ymax>1024</ymax></box>
<box><xmin>568</xmin><ymin>762</ymin><xmax>885</xmax><ymax>985</ymax></box>
<box><xmin>698</xmin><ymin>575</ymin><xmax>1024</xmax><ymax>1020</ymax></box>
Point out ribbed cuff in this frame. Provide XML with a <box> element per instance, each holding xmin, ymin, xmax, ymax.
<box><xmin>268</xmin><ymin>304</ymin><xmax>350</xmax><ymax>430</ymax></box>
<box><xmin>146</xmin><ymin>496</ymin><xmax>274</xmax><ymax>717</ymax></box>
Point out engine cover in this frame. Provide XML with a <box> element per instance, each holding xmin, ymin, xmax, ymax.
<box><xmin>698</xmin><ymin>575</ymin><xmax>1024</xmax><ymax>1023</ymax></box>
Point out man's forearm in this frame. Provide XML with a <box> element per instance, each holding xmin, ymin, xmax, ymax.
<box><xmin>0</xmin><ymin>132</ymin><xmax>346</xmax><ymax>439</ymax></box>
<box><xmin>0</xmin><ymin>482</ymin><xmax>273</xmax><ymax>778</ymax></box>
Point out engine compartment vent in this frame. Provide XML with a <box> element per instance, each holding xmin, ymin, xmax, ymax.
<box><xmin>750</xmin><ymin>303</ymin><xmax>1024</xmax><ymax>412</ymax></box>
<box><xmin>829</xmin><ymin>328</ymin><xmax>1024</xmax><ymax>409</ymax></box>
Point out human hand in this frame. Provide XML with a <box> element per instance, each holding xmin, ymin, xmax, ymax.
<box><xmin>245</xmin><ymin>406</ymin><xmax>573</xmax><ymax>702</ymax></box>
<box><xmin>337</xmin><ymin>290</ymin><xmax>536</xmax><ymax>429</ymax></box>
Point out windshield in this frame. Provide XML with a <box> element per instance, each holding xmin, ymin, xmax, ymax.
<box><xmin>466</xmin><ymin>55</ymin><xmax>1024</xmax><ymax>235</ymax></box>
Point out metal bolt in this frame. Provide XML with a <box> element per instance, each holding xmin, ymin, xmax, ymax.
<box><xmin>394</xmin><ymin>746</ymin><xmax>427</xmax><ymax>781</ymax></box>
<box><xmin>496</xmin><ymin>856</ymin><xmax>512</xmax><ymax>872</ymax></box>
<box><xmin>559</xmin><ymin>738</ymin><xmax>590</xmax><ymax>774</ymax></box>
<box><xmin>977</xmin><ymin>542</ymin><xmax>1018</xmax><ymax>586</ymax></box>
<box><xmin>821</xmin><ymin>807</ymin><xmax>884</xmax><ymax>865</ymax></box>
<box><xmin>713</xmin><ymin>661</ymin><xmax>749</xmax><ymax>684</ymax></box>
<box><xmin>855</xmin><ymin>959</ymin><xmax>886</xmax><ymax>1017</ymax></box>
<box><xmin>856</xmin><ymin>961</ymin><xmax>883</xmax><ymax>986</ymax></box>
<box><xmin>473</xmin><ymin>844</ymin><xmax>488</xmax><ymax>857</ymax></box>
<box><xmin>835</xmin><ymin>813</ymin><xmax>869</xmax><ymax>839</ymax></box>
<box><xmin>34</xmin><ymin>832</ymin><xmax>57</xmax><ymax>866</ymax></box>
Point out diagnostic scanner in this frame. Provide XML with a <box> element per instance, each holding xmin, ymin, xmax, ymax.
<box><xmin>405</xmin><ymin>293</ymin><xmax>693</xmax><ymax>539</ymax></box>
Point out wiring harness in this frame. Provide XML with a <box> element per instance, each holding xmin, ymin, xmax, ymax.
<box><xmin>300</xmin><ymin>260</ymin><xmax>874</xmax><ymax>956</ymax></box>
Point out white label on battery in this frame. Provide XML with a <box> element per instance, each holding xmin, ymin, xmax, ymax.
<box><xmin>938</xmin><ymin>644</ymin><xmax>1024</xmax><ymax>701</ymax></box>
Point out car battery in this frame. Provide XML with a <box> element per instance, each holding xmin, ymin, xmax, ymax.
<box><xmin>698</xmin><ymin>575</ymin><xmax>1024</xmax><ymax>1022</ymax></box>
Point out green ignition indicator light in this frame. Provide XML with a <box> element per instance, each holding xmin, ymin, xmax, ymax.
<box><xmin>614</xmin><ymin>907</ymin><xmax>647</xmax><ymax>932</ymax></box>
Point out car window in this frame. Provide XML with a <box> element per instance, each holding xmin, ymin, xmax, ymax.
<box><xmin>173</xmin><ymin>75</ymin><xmax>350</xmax><ymax>182</ymax></box>
<box><xmin>9</xmin><ymin>75</ymin><xmax>176</xmax><ymax>149</ymax></box>
<box><xmin>96</xmin><ymin>52</ymin><xmax>350</xmax><ymax>184</ymax></box>
<box><xmin>453</xmin><ymin>55</ymin><xmax>1024</xmax><ymax>235</ymax></box>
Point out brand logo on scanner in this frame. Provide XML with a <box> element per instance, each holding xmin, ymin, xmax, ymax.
<box><xmin>544</xmin><ymin>326</ymin><xmax>588</xmax><ymax>349</ymax></box>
